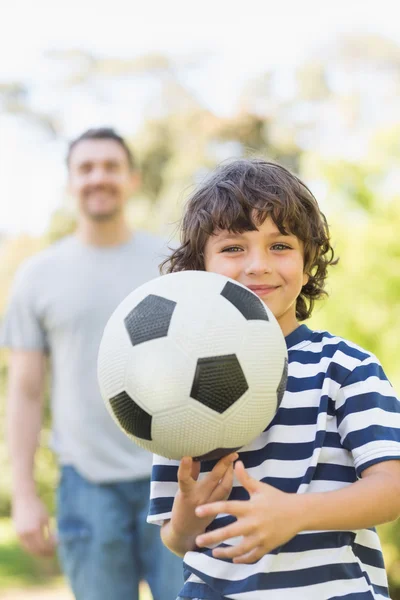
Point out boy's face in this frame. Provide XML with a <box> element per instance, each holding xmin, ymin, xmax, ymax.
<box><xmin>204</xmin><ymin>217</ymin><xmax>308</xmax><ymax>336</ymax></box>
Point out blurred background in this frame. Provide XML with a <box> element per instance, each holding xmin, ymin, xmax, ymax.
<box><xmin>1</xmin><ymin>0</ymin><xmax>400</xmax><ymax>598</ymax></box>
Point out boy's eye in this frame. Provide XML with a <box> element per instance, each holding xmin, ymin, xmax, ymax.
<box><xmin>220</xmin><ymin>246</ymin><xmax>243</xmax><ymax>253</ymax></box>
<box><xmin>271</xmin><ymin>243</ymin><xmax>291</xmax><ymax>251</ymax></box>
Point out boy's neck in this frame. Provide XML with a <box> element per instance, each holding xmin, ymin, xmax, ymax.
<box><xmin>278</xmin><ymin>315</ymin><xmax>301</xmax><ymax>338</ymax></box>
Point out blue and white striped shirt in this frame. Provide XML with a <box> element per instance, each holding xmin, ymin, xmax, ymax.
<box><xmin>148</xmin><ymin>325</ymin><xmax>400</xmax><ymax>599</ymax></box>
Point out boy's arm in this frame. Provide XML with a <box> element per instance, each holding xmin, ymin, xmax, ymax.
<box><xmin>161</xmin><ymin>520</ymin><xmax>198</xmax><ymax>558</ymax></box>
<box><xmin>296</xmin><ymin>459</ymin><xmax>400</xmax><ymax>531</ymax></box>
<box><xmin>194</xmin><ymin>459</ymin><xmax>400</xmax><ymax>564</ymax></box>
<box><xmin>6</xmin><ymin>350</ymin><xmax>56</xmax><ymax>557</ymax></box>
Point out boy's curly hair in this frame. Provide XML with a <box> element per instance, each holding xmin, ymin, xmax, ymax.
<box><xmin>161</xmin><ymin>159</ymin><xmax>338</xmax><ymax>321</ymax></box>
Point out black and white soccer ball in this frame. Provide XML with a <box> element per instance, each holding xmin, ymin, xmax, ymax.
<box><xmin>97</xmin><ymin>270</ymin><xmax>288</xmax><ymax>460</ymax></box>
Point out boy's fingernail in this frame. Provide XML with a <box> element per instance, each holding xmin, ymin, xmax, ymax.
<box><xmin>195</xmin><ymin>506</ymin><xmax>204</xmax><ymax>516</ymax></box>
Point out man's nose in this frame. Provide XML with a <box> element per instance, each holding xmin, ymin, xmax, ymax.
<box><xmin>88</xmin><ymin>167</ymin><xmax>109</xmax><ymax>185</ymax></box>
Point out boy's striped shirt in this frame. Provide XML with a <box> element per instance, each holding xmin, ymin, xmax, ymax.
<box><xmin>148</xmin><ymin>325</ymin><xmax>400</xmax><ymax>599</ymax></box>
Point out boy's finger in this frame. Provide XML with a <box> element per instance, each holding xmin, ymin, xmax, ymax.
<box><xmin>212</xmin><ymin>537</ymin><xmax>259</xmax><ymax>560</ymax></box>
<box><xmin>233</xmin><ymin>546</ymin><xmax>265</xmax><ymax>564</ymax></box>
<box><xmin>234</xmin><ymin>461</ymin><xmax>262</xmax><ymax>494</ymax></box>
<box><xmin>195</xmin><ymin>499</ymin><xmax>247</xmax><ymax>519</ymax></box>
<box><xmin>178</xmin><ymin>457</ymin><xmax>194</xmax><ymax>492</ymax></box>
<box><xmin>209</xmin><ymin>463</ymin><xmax>234</xmax><ymax>503</ymax></box>
<box><xmin>208</xmin><ymin>453</ymin><xmax>238</xmax><ymax>486</ymax></box>
<box><xmin>196</xmin><ymin>519</ymin><xmax>248</xmax><ymax>548</ymax></box>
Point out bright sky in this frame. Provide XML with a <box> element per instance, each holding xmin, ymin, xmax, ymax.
<box><xmin>1</xmin><ymin>0</ymin><xmax>398</xmax><ymax>235</ymax></box>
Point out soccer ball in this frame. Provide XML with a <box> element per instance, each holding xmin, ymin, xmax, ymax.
<box><xmin>97</xmin><ymin>270</ymin><xmax>288</xmax><ymax>461</ymax></box>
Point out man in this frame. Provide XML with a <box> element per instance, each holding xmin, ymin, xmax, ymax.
<box><xmin>1</xmin><ymin>128</ymin><xmax>183</xmax><ymax>600</ymax></box>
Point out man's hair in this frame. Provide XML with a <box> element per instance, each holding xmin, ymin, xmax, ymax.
<box><xmin>66</xmin><ymin>127</ymin><xmax>134</xmax><ymax>170</ymax></box>
<box><xmin>162</xmin><ymin>158</ymin><xmax>338</xmax><ymax>321</ymax></box>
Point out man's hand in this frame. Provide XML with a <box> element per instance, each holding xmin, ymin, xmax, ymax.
<box><xmin>13</xmin><ymin>494</ymin><xmax>57</xmax><ymax>557</ymax></box>
<box><xmin>195</xmin><ymin>460</ymin><xmax>301</xmax><ymax>563</ymax></box>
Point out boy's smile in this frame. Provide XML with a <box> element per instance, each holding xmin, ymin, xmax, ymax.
<box><xmin>204</xmin><ymin>217</ymin><xmax>309</xmax><ymax>336</ymax></box>
<box><xmin>247</xmin><ymin>284</ymin><xmax>279</xmax><ymax>297</ymax></box>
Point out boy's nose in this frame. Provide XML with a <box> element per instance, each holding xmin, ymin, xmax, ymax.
<box><xmin>244</xmin><ymin>254</ymin><xmax>273</xmax><ymax>276</ymax></box>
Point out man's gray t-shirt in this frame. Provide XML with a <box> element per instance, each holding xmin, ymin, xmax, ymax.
<box><xmin>1</xmin><ymin>232</ymin><xmax>172</xmax><ymax>483</ymax></box>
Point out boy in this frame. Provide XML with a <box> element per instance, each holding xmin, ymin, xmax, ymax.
<box><xmin>148</xmin><ymin>159</ymin><xmax>400</xmax><ymax>599</ymax></box>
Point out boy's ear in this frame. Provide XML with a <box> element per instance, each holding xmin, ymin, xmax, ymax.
<box><xmin>302</xmin><ymin>272</ymin><xmax>309</xmax><ymax>287</ymax></box>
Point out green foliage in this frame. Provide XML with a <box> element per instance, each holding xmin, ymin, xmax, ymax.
<box><xmin>308</xmin><ymin>188</ymin><xmax>400</xmax><ymax>596</ymax></box>
<box><xmin>0</xmin><ymin>519</ymin><xmax>62</xmax><ymax>589</ymax></box>
<box><xmin>310</xmin><ymin>203</ymin><xmax>400</xmax><ymax>392</ymax></box>
<box><xmin>45</xmin><ymin>209</ymin><xmax>77</xmax><ymax>244</ymax></box>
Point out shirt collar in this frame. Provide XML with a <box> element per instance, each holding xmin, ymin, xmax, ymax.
<box><xmin>285</xmin><ymin>324</ymin><xmax>314</xmax><ymax>350</ymax></box>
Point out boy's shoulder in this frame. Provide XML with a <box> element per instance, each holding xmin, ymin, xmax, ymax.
<box><xmin>289</xmin><ymin>325</ymin><xmax>380</xmax><ymax>380</ymax></box>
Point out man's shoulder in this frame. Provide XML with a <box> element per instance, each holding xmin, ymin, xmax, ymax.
<box><xmin>131</xmin><ymin>229</ymin><xmax>177</xmax><ymax>259</ymax></box>
<box><xmin>15</xmin><ymin>236</ymin><xmax>77</xmax><ymax>279</ymax></box>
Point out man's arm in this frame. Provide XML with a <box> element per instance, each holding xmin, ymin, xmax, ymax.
<box><xmin>6</xmin><ymin>349</ymin><xmax>56</xmax><ymax>556</ymax></box>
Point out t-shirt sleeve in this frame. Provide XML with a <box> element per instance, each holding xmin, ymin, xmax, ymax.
<box><xmin>147</xmin><ymin>454</ymin><xmax>180</xmax><ymax>526</ymax></box>
<box><xmin>335</xmin><ymin>354</ymin><xmax>400</xmax><ymax>477</ymax></box>
<box><xmin>0</xmin><ymin>262</ymin><xmax>48</xmax><ymax>351</ymax></box>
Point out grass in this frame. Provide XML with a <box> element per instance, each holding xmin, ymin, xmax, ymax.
<box><xmin>0</xmin><ymin>518</ymin><xmax>63</xmax><ymax>590</ymax></box>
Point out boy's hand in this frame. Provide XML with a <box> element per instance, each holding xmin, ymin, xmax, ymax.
<box><xmin>194</xmin><ymin>460</ymin><xmax>302</xmax><ymax>563</ymax></box>
<box><xmin>169</xmin><ymin>452</ymin><xmax>238</xmax><ymax>540</ymax></box>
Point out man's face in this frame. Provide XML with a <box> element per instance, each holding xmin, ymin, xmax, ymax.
<box><xmin>68</xmin><ymin>138</ymin><xmax>137</xmax><ymax>221</ymax></box>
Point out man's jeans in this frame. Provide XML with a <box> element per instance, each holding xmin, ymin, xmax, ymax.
<box><xmin>57</xmin><ymin>466</ymin><xmax>183</xmax><ymax>600</ymax></box>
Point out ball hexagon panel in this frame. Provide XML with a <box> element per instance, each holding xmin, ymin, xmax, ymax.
<box><xmin>238</xmin><ymin>319</ymin><xmax>287</xmax><ymax>398</ymax></box>
<box><xmin>170</xmin><ymin>296</ymin><xmax>246</xmax><ymax>361</ymax></box>
<box><xmin>149</xmin><ymin>271</ymin><xmax>233</xmax><ymax>302</ymax></box>
<box><xmin>151</xmin><ymin>403</ymin><xmax>223</xmax><ymax>460</ymax></box>
<box><xmin>232</xmin><ymin>320</ymin><xmax>288</xmax><ymax>435</ymax></box>
<box><xmin>220</xmin><ymin>281</ymin><xmax>269</xmax><ymax>321</ymax></box>
<box><xmin>219</xmin><ymin>389</ymin><xmax>275</xmax><ymax>447</ymax></box>
<box><xmin>124</xmin><ymin>294</ymin><xmax>176</xmax><ymax>346</ymax></box>
<box><xmin>109</xmin><ymin>390</ymin><xmax>152</xmax><ymax>440</ymax></box>
<box><xmin>190</xmin><ymin>354</ymin><xmax>249</xmax><ymax>413</ymax></box>
<box><xmin>125</xmin><ymin>337</ymin><xmax>197</xmax><ymax>414</ymax></box>
<box><xmin>97</xmin><ymin>315</ymin><xmax>133</xmax><ymax>400</ymax></box>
